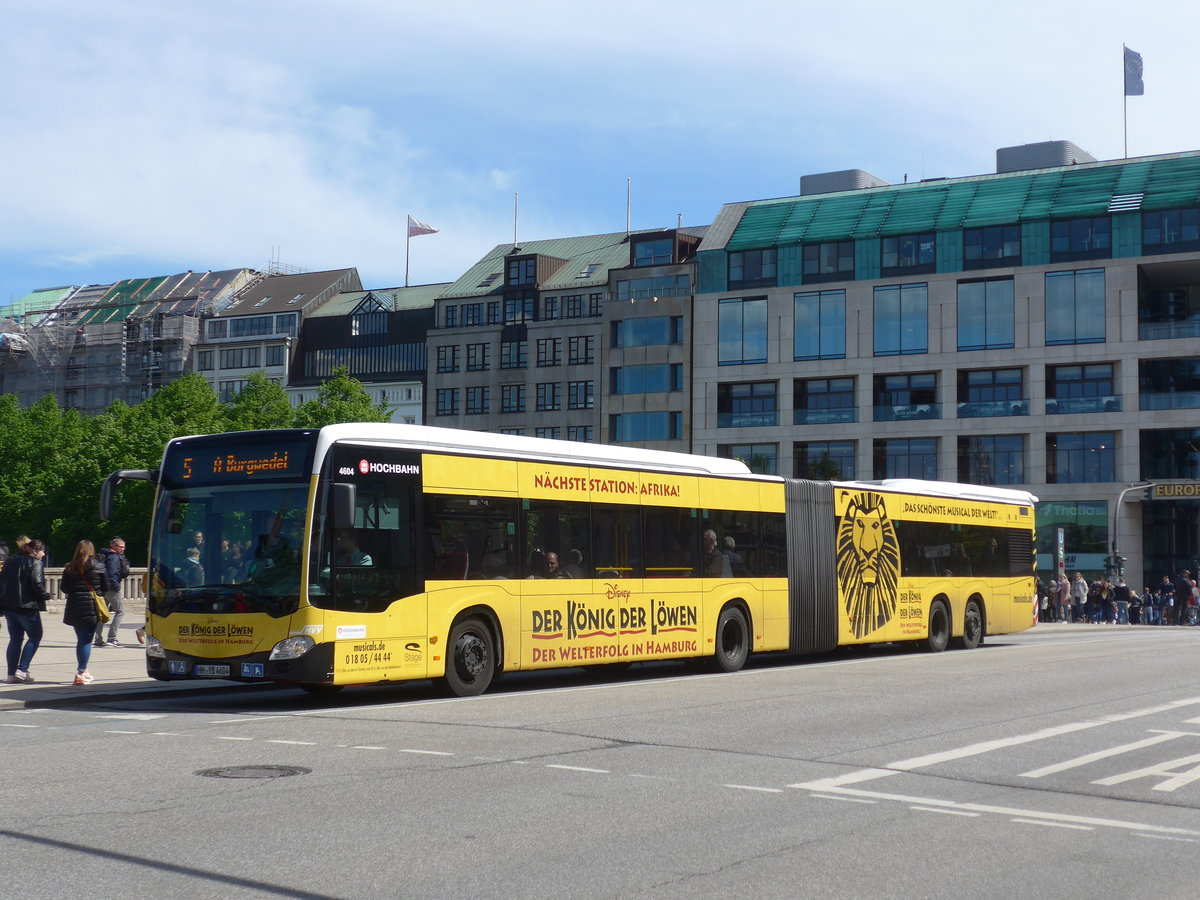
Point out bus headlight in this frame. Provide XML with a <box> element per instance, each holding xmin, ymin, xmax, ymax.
<box><xmin>269</xmin><ymin>635</ymin><xmax>315</xmax><ymax>660</ymax></box>
<box><xmin>145</xmin><ymin>635</ymin><xmax>165</xmax><ymax>658</ymax></box>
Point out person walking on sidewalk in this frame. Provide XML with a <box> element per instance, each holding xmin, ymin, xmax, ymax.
<box><xmin>1</xmin><ymin>538</ymin><xmax>50</xmax><ymax>683</ymax></box>
<box><xmin>61</xmin><ymin>539</ymin><xmax>110</xmax><ymax>686</ymax></box>
<box><xmin>94</xmin><ymin>536</ymin><xmax>130</xmax><ymax>648</ymax></box>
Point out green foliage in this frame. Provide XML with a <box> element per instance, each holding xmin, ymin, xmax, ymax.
<box><xmin>0</xmin><ymin>367</ymin><xmax>391</xmax><ymax>563</ymax></box>
<box><xmin>292</xmin><ymin>366</ymin><xmax>392</xmax><ymax>427</ymax></box>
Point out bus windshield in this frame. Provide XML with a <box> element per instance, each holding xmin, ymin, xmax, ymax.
<box><xmin>148</xmin><ymin>482</ymin><xmax>309</xmax><ymax>617</ymax></box>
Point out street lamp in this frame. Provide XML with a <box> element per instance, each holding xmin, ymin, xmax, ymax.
<box><xmin>1111</xmin><ymin>481</ymin><xmax>1153</xmax><ymax>576</ymax></box>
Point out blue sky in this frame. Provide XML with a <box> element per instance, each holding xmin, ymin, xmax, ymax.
<box><xmin>0</xmin><ymin>0</ymin><xmax>1195</xmax><ymax>304</ymax></box>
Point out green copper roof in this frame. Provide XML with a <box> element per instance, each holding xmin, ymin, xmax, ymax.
<box><xmin>726</xmin><ymin>152</ymin><xmax>1200</xmax><ymax>250</ymax></box>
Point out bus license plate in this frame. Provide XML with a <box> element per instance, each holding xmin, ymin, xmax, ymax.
<box><xmin>195</xmin><ymin>664</ymin><xmax>230</xmax><ymax>677</ymax></box>
<box><xmin>240</xmin><ymin>663</ymin><xmax>265</xmax><ymax>678</ymax></box>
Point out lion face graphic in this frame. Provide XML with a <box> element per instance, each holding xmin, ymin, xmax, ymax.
<box><xmin>836</xmin><ymin>491</ymin><xmax>900</xmax><ymax>639</ymax></box>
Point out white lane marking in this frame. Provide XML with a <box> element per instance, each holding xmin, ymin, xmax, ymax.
<box><xmin>811</xmin><ymin>794</ymin><xmax>876</xmax><ymax>804</ymax></box>
<box><xmin>1093</xmin><ymin>752</ymin><xmax>1200</xmax><ymax>792</ymax></box>
<box><xmin>0</xmin><ymin>723</ymin><xmax>38</xmax><ymax>728</ymax></box>
<box><xmin>910</xmin><ymin>806</ymin><xmax>979</xmax><ymax>817</ymax></box>
<box><xmin>267</xmin><ymin>740</ymin><xmax>316</xmax><ymax>745</ymax></box>
<box><xmin>546</xmin><ymin>764</ymin><xmax>609</xmax><ymax>773</ymax></box>
<box><xmin>885</xmin><ymin>696</ymin><xmax>1200</xmax><ymax>772</ymax></box>
<box><xmin>803</xmin><ymin>769</ymin><xmax>899</xmax><ymax>789</ymax></box>
<box><xmin>351</xmin><ymin>745</ymin><xmax>386</xmax><ymax>750</ymax></box>
<box><xmin>1021</xmin><ymin>732</ymin><xmax>1194</xmax><ymax>778</ymax></box>
<box><xmin>789</xmin><ymin>782</ymin><xmax>1200</xmax><ymax>838</ymax></box>
<box><xmin>216</xmin><ymin>736</ymin><xmax>254</xmax><ymax>741</ymax></box>
<box><xmin>1011</xmin><ymin>818</ymin><xmax>1093</xmax><ymax>831</ymax></box>
<box><xmin>92</xmin><ymin>714</ymin><xmax>165</xmax><ymax>720</ymax></box>
<box><xmin>1136</xmin><ymin>834</ymin><xmax>1198</xmax><ymax>843</ymax></box>
<box><xmin>208</xmin><ymin>716</ymin><xmax>291</xmax><ymax>724</ymax></box>
<box><xmin>106</xmin><ymin>730</ymin><xmax>141</xmax><ymax>734</ymax></box>
<box><xmin>151</xmin><ymin>732</ymin><xmax>181</xmax><ymax>736</ymax></box>
<box><xmin>399</xmin><ymin>749</ymin><xmax>454</xmax><ymax>756</ymax></box>
<box><xmin>723</xmin><ymin>784</ymin><xmax>784</xmax><ymax>793</ymax></box>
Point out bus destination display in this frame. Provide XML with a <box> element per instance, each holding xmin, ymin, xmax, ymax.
<box><xmin>164</xmin><ymin>434</ymin><xmax>313</xmax><ymax>485</ymax></box>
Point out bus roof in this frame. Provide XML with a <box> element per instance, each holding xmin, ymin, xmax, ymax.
<box><xmin>836</xmin><ymin>478</ymin><xmax>1038</xmax><ymax>506</ymax></box>
<box><xmin>315</xmin><ymin>422</ymin><xmax>759</xmax><ymax>478</ymax></box>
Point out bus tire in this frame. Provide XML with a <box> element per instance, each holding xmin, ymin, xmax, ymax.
<box><xmin>955</xmin><ymin>599</ymin><xmax>983</xmax><ymax>650</ymax></box>
<box><xmin>445</xmin><ymin>617</ymin><xmax>495</xmax><ymax>697</ymax></box>
<box><xmin>713</xmin><ymin>605</ymin><xmax>750</xmax><ymax>672</ymax></box>
<box><xmin>925</xmin><ymin>600</ymin><xmax>950</xmax><ymax>653</ymax></box>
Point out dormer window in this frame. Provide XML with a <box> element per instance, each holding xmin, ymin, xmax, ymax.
<box><xmin>507</xmin><ymin>257</ymin><xmax>536</xmax><ymax>286</ymax></box>
<box><xmin>576</xmin><ymin>263</ymin><xmax>600</xmax><ymax>279</ymax></box>
<box><xmin>633</xmin><ymin>238</ymin><xmax>672</xmax><ymax>267</ymax></box>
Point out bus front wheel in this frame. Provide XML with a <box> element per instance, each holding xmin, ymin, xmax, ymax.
<box><xmin>445</xmin><ymin>617</ymin><xmax>495</xmax><ymax>697</ymax></box>
<box><xmin>955</xmin><ymin>599</ymin><xmax>983</xmax><ymax>650</ymax></box>
<box><xmin>713</xmin><ymin>606</ymin><xmax>750</xmax><ymax>672</ymax></box>
<box><xmin>925</xmin><ymin>601</ymin><xmax>950</xmax><ymax>653</ymax></box>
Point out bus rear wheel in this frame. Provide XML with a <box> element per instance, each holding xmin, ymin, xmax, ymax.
<box><xmin>955</xmin><ymin>599</ymin><xmax>983</xmax><ymax>650</ymax></box>
<box><xmin>925</xmin><ymin>600</ymin><xmax>950</xmax><ymax>653</ymax></box>
<box><xmin>713</xmin><ymin>606</ymin><xmax>750</xmax><ymax>672</ymax></box>
<box><xmin>445</xmin><ymin>617</ymin><xmax>495</xmax><ymax>697</ymax></box>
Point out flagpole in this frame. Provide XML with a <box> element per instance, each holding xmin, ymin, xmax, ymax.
<box><xmin>1123</xmin><ymin>44</ymin><xmax>1129</xmax><ymax>159</ymax></box>
<box><xmin>405</xmin><ymin>228</ymin><xmax>411</xmax><ymax>287</ymax></box>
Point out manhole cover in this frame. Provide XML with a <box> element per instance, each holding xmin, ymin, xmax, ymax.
<box><xmin>196</xmin><ymin>765</ymin><xmax>312</xmax><ymax>779</ymax></box>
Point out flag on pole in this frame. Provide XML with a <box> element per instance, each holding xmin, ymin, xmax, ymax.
<box><xmin>407</xmin><ymin>215</ymin><xmax>438</xmax><ymax>238</ymax></box>
<box><xmin>1124</xmin><ymin>45</ymin><xmax>1144</xmax><ymax>96</ymax></box>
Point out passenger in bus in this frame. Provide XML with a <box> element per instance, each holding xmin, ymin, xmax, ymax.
<box><xmin>702</xmin><ymin>530</ymin><xmax>731</xmax><ymax>577</ymax></box>
<box><xmin>560</xmin><ymin>549</ymin><xmax>585</xmax><ymax>579</ymax></box>
<box><xmin>527</xmin><ymin>550</ymin><xmax>568</xmax><ymax>579</ymax></box>
<box><xmin>335</xmin><ymin>530</ymin><xmax>373</xmax><ymax>567</ymax></box>
<box><xmin>179</xmin><ymin>547</ymin><xmax>205</xmax><ymax>586</ymax></box>
<box><xmin>722</xmin><ymin>536</ymin><xmax>744</xmax><ymax>576</ymax></box>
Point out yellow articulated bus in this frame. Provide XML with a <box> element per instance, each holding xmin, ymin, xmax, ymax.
<box><xmin>101</xmin><ymin>424</ymin><xmax>1037</xmax><ymax>696</ymax></box>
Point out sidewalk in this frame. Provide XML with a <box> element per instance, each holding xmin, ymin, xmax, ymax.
<box><xmin>0</xmin><ymin>602</ymin><xmax>229</xmax><ymax>709</ymax></box>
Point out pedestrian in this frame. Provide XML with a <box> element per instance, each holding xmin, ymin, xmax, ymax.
<box><xmin>1056</xmin><ymin>573</ymin><xmax>1070</xmax><ymax>622</ymax></box>
<box><xmin>1113</xmin><ymin>577</ymin><xmax>1131</xmax><ymax>624</ymax></box>
<box><xmin>1070</xmin><ymin>571</ymin><xmax>1088</xmax><ymax>623</ymax></box>
<box><xmin>1</xmin><ymin>538</ymin><xmax>50</xmax><ymax>683</ymax></box>
<box><xmin>61</xmin><ymin>539</ymin><xmax>110</xmax><ymax>686</ymax></box>
<box><xmin>94</xmin><ymin>536</ymin><xmax>130</xmax><ymax>648</ymax></box>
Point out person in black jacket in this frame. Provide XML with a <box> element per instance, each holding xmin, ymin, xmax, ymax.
<box><xmin>1</xmin><ymin>538</ymin><xmax>51</xmax><ymax>683</ymax></box>
<box><xmin>61</xmin><ymin>539</ymin><xmax>111</xmax><ymax>686</ymax></box>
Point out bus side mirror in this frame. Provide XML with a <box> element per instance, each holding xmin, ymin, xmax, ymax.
<box><xmin>332</xmin><ymin>483</ymin><xmax>357</xmax><ymax>529</ymax></box>
<box><xmin>100</xmin><ymin>469</ymin><xmax>158</xmax><ymax>520</ymax></box>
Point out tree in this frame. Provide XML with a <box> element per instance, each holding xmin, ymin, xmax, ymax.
<box><xmin>224</xmin><ymin>371</ymin><xmax>295</xmax><ymax>431</ymax></box>
<box><xmin>292</xmin><ymin>366</ymin><xmax>391</xmax><ymax>427</ymax></box>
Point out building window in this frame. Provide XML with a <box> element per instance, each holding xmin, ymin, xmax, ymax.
<box><xmin>1047</xmin><ymin>363</ymin><xmax>1119</xmax><ymax>414</ymax></box>
<box><xmin>959</xmin><ymin>435</ymin><xmax>1024</xmax><ymax>485</ymax></box>
<box><xmin>611</xmin><ymin>363</ymin><xmax>682</xmax><ymax>395</ymax></box>
<box><xmin>633</xmin><ymin>238</ymin><xmax>673</xmax><ymax>267</ymax></box>
<box><xmin>957</xmin><ymin>368</ymin><xmax>1025</xmax><ymax>417</ymax></box>
<box><xmin>501</xmin><ymin>384</ymin><xmax>526</xmax><ymax>413</ymax></box>
<box><xmin>465</xmin><ymin>386</ymin><xmax>490</xmax><ymax>415</ymax></box>
<box><xmin>536</xmin><ymin>382</ymin><xmax>561</xmax><ymax>411</ymax></box>
<box><xmin>1046</xmin><ymin>269</ymin><xmax>1105</xmax><ymax>346</ymax></box>
<box><xmin>718</xmin><ymin>297</ymin><xmax>768</xmax><ymax>364</ymax></box>
<box><xmin>265</xmin><ymin>345</ymin><xmax>285</xmax><ymax>367</ymax></box>
<box><xmin>1143</xmin><ymin>208</ymin><xmax>1200</xmax><ymax>254</ymax></box>
<box><xmin>794</xmin><ymin>377</ymin><xmax>855</xmax><ymax>426</ymax></box>
<box><xmin>536</xmin><ymin>338</ymin><xmax>561</xmax><ymax>367</ymax></box>
<box><xmin>873</xmin><ymin>438</ymin><xmax>938</xmax><ymax>480</ymax></box>
<box><xmin>717</xmin><ymin>381</ymin><xmax>778</xmax><ymax>428</ymax></box>
<box><xmin>802</xmin><ymin>241</ymin><xmax>854</xmax><ymax>283</ymax></box>
<box><xmin>1140</xmin><ymin>358</ymin><xmax>1200</xmax><ymax>410</ymax></box>
<box><xmin>466</xmin><ymin>343</ymin><xmax>490</xmax><ymax>371</ymax></box>
<box><xmin>610</xmin><ymin>411</ymin><xmax>682</xmax><ymax>442</ymax></box>
<box><xmin>1047</xmin><ymin>432</ymin><xmax>1115</xmax><ymax>483</ymax></box>
<box><xmin>874</xmin><ymin>372</ymin><xmax>938</xmax><ymax>421</ymax></box>
<box><xmin>499</xmin><ymin>427</ymin><xmax>525</xmax><ymax>436</ymax></box>
<box><xmin>795</xmin><ymin>441</ymin><xmax>855</xmax><ymax>480</ymax></box>
<box><xmin>576</xmin><ymin>264</ymin><xmax>600</xmax><ymax>279</ymax></box>
<box><xmin>535</xmin><ymin>427</ymin><xmax>562</xmax><ymax>440</ymax></box>
<box><xmin>444</xmin><ymin>305</ymin><xmax>458</xmax><ymax>328</ymax></box>
<box><xmin>963</xmin><ymin>225</ymin><xmax>1020</xmax><ymax>269</ymax></box>
<box><xmin>718</xmin><ymin>443</ymin><xmax>777</xmax><ymax>475</ymax></box>
<box><xmin>615</xmin><ymin>275</ymin><xmax>690</xmax><ymax>302</ymax></box>
<box><xmin>1141</xmin><ymin>428</ymin><xmax>1200</xmax><ymax>480</ymax></box>
<box><xmin>435</xmin><ymin>388</ymin><xmax>460</xmax><ymax>416</ymax></box>
<box><xmin>567</xmin><ymin>425</ymin><xmax>594</xmax><ymax>442</ymax></box>
<box><xmin>957</xmin><ymin>278</ymin><xmax>1014</xmax><ymax>351</ymax></box>
<box><xmin>588</xmin><ymin>293</ymin><xmax>603</xmax><ymax>316</ymax></box>
<box><xmin>219</xmin><ymin>347</ymin><xmax>259</xmax><ymax>369</ymax></box>
<box><xmin>217</xmin><ymin>380</ymin><xmax>248</xmax><ymax>402</ymax></box>
<box><xmin>275</xmin><ymin>313</ymin><xmax>297</xmax><ymax>337</ymax></box>
<box><xmin>352</xmin><ymin>312</ymin><xmax>387</xmax><ymax>336</ymax></box>
<box><xmin>728</xmin><ymin>249</ymin><xmax>777</xmax><ymax>288</ymax></box>
<box><xmin>207</xmin><ymin>320</ymin><xmax>227</xmax><ymax>339</ymax></box>
<box><xmin>881</xmin><ymin>233</ymin><xmax>935</xmax><ymax>276</ymax></box>
<box><xmin>1051</xmin><ymin>216</ymin><xmax>1112</xmax><ymax>262</ymax></box>
<box><xmin>568</xmin><ymin>335</ymin><xmax>594</xmax><ymax>365</ymax></box>
<box><xmin>504</xmin><ymin>297</ymin><xmax>535</xmax><ymax>324</ymax></box>
<box><xmin>874</xmin><ymin>284</ymin><xmax>928</xmax><ymax>356</ymax></box>
<box><xmin>463</xmin><ymin>303</ymin><xmax>483</xmax><ymax>326</ymax></box>
<box><xmin>611</xmin><ymin>316</ymin><xmax>683</xmax><ymax>348</ymax></box>
<box><xmin>487</xmin><ymin>301</ymin><xmax>501</xmax><ymax>324</ymax></box>
<box><xmin>436</xmin><ymin>345</ymin><xmax>460</xmax><ymax>373</ymax></box>
<box><xmin>500</xmin><ymin>340</ymin><xmax>527</xmax><ymax>369</ymax></box>
<box><xmin>567</xmin><ymin>380</ymin><xmax>594</xmax><ymax>409</ymax></box>
<box><xmin>562</xmin><ymin>295</ymin><xmax>585</xmax><ymax>318</ymax></box>
<box><xmin>196</xmin><ymin>350</ymin><xmax>213</xmax><ymax>371</ymax></box>
<box><xmin>794</xmin><ymin>290</ymin><xmax>846</xmax><ymax>360</ymax></box>
<box><xmin>507</xmin><ymin>257</ymin><xmax>536</xmax><ymax>286</ymax></box>
<box><xmin>542</xmin><ymin>297</ymin><xmax>558</xmax><ymax>320</ymax></box>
